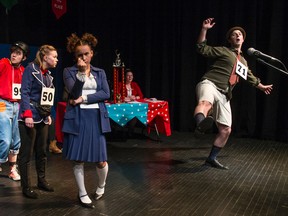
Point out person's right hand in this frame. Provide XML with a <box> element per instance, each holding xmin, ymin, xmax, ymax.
<box><xmin>77</xmin><ymin>57</ymin><xmax>87</xmax><ymax>72</ymax></box>
<box><xmin>202</xmin><ymin>18</ymin><xmax>216</xmax><ymax>30</ymax></box>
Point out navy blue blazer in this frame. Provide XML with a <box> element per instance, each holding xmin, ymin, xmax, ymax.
<box><xmin>62</xmin><ymin>65</ymin><xmax>111</xmax><ymax>135</ymax></box>
<box><xmin>19</xmin><ymin>62</ymin><xmax>54</xmax><ymax>123</ymax></box>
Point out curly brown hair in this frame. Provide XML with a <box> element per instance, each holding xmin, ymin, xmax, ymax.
<box><xmin>66</xmin><ymin>33</ymin><xmax>98</xmax><ymax>53</ymax></box>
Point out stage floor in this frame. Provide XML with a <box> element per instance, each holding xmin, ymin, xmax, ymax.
<box><xmin>0</xmin><ymin>131</ymin><xmax>288</xmax><ymax>216</ymax></box>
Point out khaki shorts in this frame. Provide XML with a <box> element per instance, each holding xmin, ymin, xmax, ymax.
<box><xmin>196</xmin><ymin>79</ymin><xmax>232</xmax><ymax>127</ymax></box>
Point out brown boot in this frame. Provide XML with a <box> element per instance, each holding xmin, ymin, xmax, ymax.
<box><xmin>49</xmin><ymin>140</ymin><xmax>62</xmax><ymax>154</ymax></box>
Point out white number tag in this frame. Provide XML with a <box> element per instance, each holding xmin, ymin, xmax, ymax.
<box><xmin>236</xmin><ymin>60</ymin><xmax>248</xmax><ymax>80</ymax></box>
<box><xmin>12</xmin><ymin>83</ymin><xmax>21</xmax><ymax>100</ymax></box>
<box><xmin>40</xmin><ymin>87</ymin><xmax>55</xmax><ymax>106</ymax></box>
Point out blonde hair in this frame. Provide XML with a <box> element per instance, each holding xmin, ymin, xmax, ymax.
<box><xmin>66</xmin><ymin>33</ymin><xmax>98</xmax><ymax>53</ymax></box>
<box><xmin>34</xmin><ymin>45</ymin><xmax>57</xmax><ymax>68</ymax></box>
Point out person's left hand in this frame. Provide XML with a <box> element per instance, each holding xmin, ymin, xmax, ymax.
<box><xmin>47</xmin><ymin>116</ymin><xmax>52</xmax><ymax>125</ymax></box>
<box><xmin>257</xmin><ymin>83</ymin><xmax>273</xmax><ymax>95</ymax></box>
<box><xmin>70</xmin><ymin>96</ymin><xmax>84</xmax><ymax>105</ymax></box>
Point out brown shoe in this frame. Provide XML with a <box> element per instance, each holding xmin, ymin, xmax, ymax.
<box><xmin>49</xmin><ymin>140</ymin><xmax>62</xmax><ymax>154</ymax></box>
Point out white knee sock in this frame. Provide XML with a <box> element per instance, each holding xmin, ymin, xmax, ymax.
<box><xmin>73</xmin><ymin>163</ymin><xmax>91</xmax><ymax>203</ymax></box>
<box><xmin>96</xmin><ymin>163</ymin><xmax>108</xmax><ymax>188</ymax></box>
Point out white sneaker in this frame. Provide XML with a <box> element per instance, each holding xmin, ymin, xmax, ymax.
<box><xmin>9</xmin><ymin>165</ymin><xmax>21</xmax><ymax>181</ymax></box>
<box><xmin>94</xmin><ymin>186</ymin><xmax>105</xmax><ymax>200</ymax></box>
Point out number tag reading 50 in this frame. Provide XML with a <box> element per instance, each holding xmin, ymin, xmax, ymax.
<box><xmin>40</xmin><ymin>87</ymin><xmax>55</xmax><ymax>106</ymax></box>
<box><xmin>236</xmin><ymin>60</ymin><xmax>248</xmax><ymax>80</ymax></box>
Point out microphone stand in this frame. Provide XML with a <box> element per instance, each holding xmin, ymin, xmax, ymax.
<box><xmin>256</xmin><ymin>58</ymin><xmax>288</xmax><ymax>76</ymax></box>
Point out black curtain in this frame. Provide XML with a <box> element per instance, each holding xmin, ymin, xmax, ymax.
<box><xmin>1</xmin><ymin>0</ymin><xmax>288</xmax><ymax>141</ymax></box>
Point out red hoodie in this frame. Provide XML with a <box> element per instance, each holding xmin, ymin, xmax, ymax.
<box><xmin>0</xmin><ymin>58</ymin><xmax>24</xmax><ymax>102</ymax></box>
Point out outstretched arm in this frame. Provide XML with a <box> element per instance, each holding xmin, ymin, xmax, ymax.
<box><xmin>197</xmin><ymin>18</ymin><xmax>216</xmax><ymax>43</ymax></box>
<box><xmin>256</xmin><ymin>83</ymin><xmax>273</xmax><ymax>95</ymax></box>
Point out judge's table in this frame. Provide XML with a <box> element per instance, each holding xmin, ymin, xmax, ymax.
<box><xmin>55</xmin><ymin>99</ymin><xmax>171</xmax><ymax>143</ymax></box>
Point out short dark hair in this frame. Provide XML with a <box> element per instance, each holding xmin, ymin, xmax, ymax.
<box><xmin>11</xmin><ymin>41</ymin><xmax>29</xmax><ymax>57</ymax></box>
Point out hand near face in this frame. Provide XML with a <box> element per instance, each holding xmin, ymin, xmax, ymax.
<box><xmin>77</xmin><ymin>57</ymin><xmax>87</xmax><ymax>72</ymax></box>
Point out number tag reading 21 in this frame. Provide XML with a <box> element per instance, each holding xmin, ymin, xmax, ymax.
<box><xmin>12</xmin><ymin>83</ymin><xmax>21</xmax><ymax>100</ymax></box>
<box><xmin>235</xmin><ymin>60</ymin><xmax>248</xmax><ymax>80</ymax></box>
<box><xmin>40</xmin><ymin>87</ymin><xmax>55</xmax><ymax>106</ymax></box>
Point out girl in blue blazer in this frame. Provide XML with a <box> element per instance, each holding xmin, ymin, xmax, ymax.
<box><xmin>62</xmin><ymin>33</ymin><xmax>111</xmax><ymax>209</ymax></box>
<box><xmin>18</xmin><ymin>45</ymin><xmax>58</xmax><ymax>199</ymax></box>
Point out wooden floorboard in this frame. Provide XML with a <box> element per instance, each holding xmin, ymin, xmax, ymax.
<box><xmin>0</xmin><ymin>131</ymin><xmax>288</xmax><ymax>216</ymax></box>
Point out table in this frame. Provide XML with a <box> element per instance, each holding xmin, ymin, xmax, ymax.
<box><xmin>146</xmin><ymin>100</ymin><xmax>171</xmax><ymax>136</ymax></box>
<box><xmin>106</xmin><ymin>100</ymin><xmax>171</xmax><ymax>137</ymax></box>
<box><xmin>106</xmin><ymin>102</ymin><xmax>148</xmax><ymax>126</ymax></box>
<box><xmin>55</xmin><ymin>100</ymin><xmax>171</xmax><ymax>143</ymax></box>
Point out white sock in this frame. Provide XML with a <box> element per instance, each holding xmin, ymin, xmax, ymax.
<box><xmin>96</xmin><ymin>163</ymin><xmax>108</xmax><ymax>188</ymax></box>
<box><xmin>73</xmin><ymin>164</ymin><xmax>91</xmax><ymax>203</ymax></box>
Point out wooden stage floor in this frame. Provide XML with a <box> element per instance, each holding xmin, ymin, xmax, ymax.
<box><xmin>0</xmin><ymin>131</ymin><xmax>288</xmax><ymax>216</ymax></box>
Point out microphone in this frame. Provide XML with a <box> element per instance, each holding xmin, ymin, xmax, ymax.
<box><xmin>247</xmin><ymin>48</ymin><xmax>277</xmax><ymax>62</ymax></box>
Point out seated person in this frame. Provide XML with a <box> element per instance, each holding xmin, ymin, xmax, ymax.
<box><xmin>118</xmin><ymin>69</ymin><xmax>143</xmax><ymax>102</ymax></box>
<box><xmin>118</xmin><ymin>69</ymin><xmax>144</xmax><ymax>137</ymax></box>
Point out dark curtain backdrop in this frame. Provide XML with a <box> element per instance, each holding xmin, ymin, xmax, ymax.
<box><xmin>1</xmin><ymin>0</ymin><xmax>288</xmax><ymax>141</ymax></box>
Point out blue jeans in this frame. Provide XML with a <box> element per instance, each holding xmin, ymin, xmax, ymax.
<box><xmin>0</xmin><ymin>99</ymin><xmax>21</xmax><ymax>163</ymax></box>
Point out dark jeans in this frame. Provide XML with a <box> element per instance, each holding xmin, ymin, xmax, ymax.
<box><xmin>48</xmin><ymin>118</ymin><xmax>55</xmax><ymax>141</ymax></box>
<box><xmin>18</xmin><ymin>121</ymin><xmax>49</xmax><ymax>189</ymax></box>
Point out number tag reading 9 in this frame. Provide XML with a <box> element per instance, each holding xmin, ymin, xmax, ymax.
<box><xmin>12</xmin><ymin>83</ymin><xmax>21</xmax><ymax>100</ymax></box>
<box><xmin>235</xmin><ymin>60</ymin><xmax>248</xmax><ymax>80</ymax></box>
<box><xmin>40</xmin><ymin>87</ymin><xmax>55</xmax><ymax>106</ymax></box>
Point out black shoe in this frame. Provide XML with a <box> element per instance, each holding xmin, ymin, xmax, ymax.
<box><xmin>78</xmin><ymin>195</ymin><xmax>95</xmax><ymax>209</ymax></box>
<box><xmin>205</xmin><ymin>158</ymin><xmax>229</xmax><ymax>170</ymax></box>
<box><xmin>93</xmin><ymin>186</ymin><xmax>105</xmax><ymax>200</ymax></box>
<box><xmin>38</xmin><ymin>182</ymin><xmax>54</xmax><ymax>192</ymax></box>
<box><xmin>22</xmin><ymin>188</ymin><xmax>38</xmax><ymax>199</ymax></box>
<box><xmin>195</xmin><ymin>116</ymin><xmax>214</xmax><ymax>138</ymax></box>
